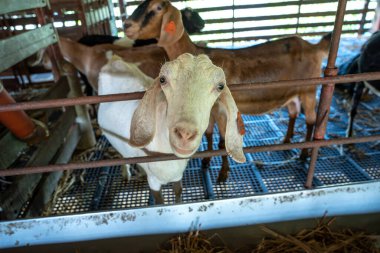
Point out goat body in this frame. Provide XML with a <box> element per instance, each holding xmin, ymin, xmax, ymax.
<box><xmin>98</xmin><ymin>60</ymin><xmax>187</xmax><ymax>202</ymax></box>
<box><xmin>346</xmin><ymin>31</ymin><xmax>380</xmax><ymax>137</ymax></box>
<box><xmin>59</xmin><ymin>37</ymin><xmax>166</xmax><ymax>90</ymax></box>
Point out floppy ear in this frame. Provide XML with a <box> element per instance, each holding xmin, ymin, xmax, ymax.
<box><xmin>158</xmin><ymin>4</ymin><xmax>184</xmax><ymax>47</ymax></box>
<box><xmin>216</xmin><ymin>86</ymin><xmax>246</xmax><ymax>163</ymax></box>
<box><xmin>129</xmin><ymin>79</ymin><xmax>164</xmax><ymax>147</ymax></box>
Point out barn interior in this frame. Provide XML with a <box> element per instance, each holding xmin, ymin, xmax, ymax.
<box><xmin>1</xmin><ymin>0</ymin><xmax>380</xmax><ymax>252</ymax></box>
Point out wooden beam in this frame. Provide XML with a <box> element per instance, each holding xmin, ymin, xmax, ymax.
<box><xmin>25</xmin><ymin>123</ymin><xmax>81</xmax><ymax>218</ymax></box>
<box><xmin>0</xmin><ymin>24</ymin><xmax>57</xmax><ymax>73</ymax></box>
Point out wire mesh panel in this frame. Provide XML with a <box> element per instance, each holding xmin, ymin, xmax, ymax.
<box><xmin>256</xmin><ymin>161</ymin><xmax>310</xmax><ymax>192</ymax></box>
<box><xmin>349</xmin><ymin>153</ymin><xmax>380</xmax><ymax>180</ymax></box>
<box><xmin>248</xmin><ymin>138</ymin><xmax>298</xmax><ymax>164</ymax></box>
<box><xmin>313</xmin><ymin>156</ymin><xmax>371</xmax><ymax>185</ymax></box>
<box><xmin>51</xmin><ymin>136</ymin><xmax>110</xmax><ymax>215</ymax></box>
<box><xmin>52</xmin><ymin>167</ymin><xmax>104</xmax><ymax>215</ymax></box>
<box><xmin>209</xmin><ymin>164</ymin><xmax>266</xmax><ymax>199</ymax></box>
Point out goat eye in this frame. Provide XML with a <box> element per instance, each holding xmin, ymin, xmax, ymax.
<box><xmin>217</xmin><ymin>83</ymin><xmax>225</xmax><ymax>91</ymax></box>
<box><xmin>159</xmin><ymin>76</ymin><xmax>166</xmax><ymax>85</ymax></box>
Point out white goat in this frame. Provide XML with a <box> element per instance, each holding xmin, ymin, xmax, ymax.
<box><xmin>97</xmin><ymin>53</ymin><xmax>245</xmax><ymax>204</ymax></box>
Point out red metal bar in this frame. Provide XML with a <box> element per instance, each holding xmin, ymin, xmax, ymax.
<box><xmin>1</xmin><ymin>134</ymin><xmax>380</xmax><ymax>177</ymax></box>
<box><xmin>1</xmin><ymin>72</ymin><xmax>380</xmax><ymax>113</ymax></box>
<box><xmin>305</xmin><ymin>0</ymin><xmax>348</xmax><ymax>189</ymax></box>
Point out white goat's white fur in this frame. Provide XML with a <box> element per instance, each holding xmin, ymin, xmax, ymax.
<box><xmin>98</xmin><ymin>53</ymin><xmax>244</xmax><ymax>198</ymax></box>
<box><xmin>98</xmin><ymin>55</ymin><xmax>186</xmax><ymax>192</ymax></box>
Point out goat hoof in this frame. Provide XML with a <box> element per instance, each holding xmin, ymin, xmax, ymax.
<box><xmin>201</xmin><ymin>160</ymin><xmax>210</xmax><ymax>170</ymax></box>
<box><xmin>299</xmin><ymin>152</ymin><xmax>309</xmax><ymax>161</ymax></box>
<box><xmin>217</xmin><ymin>172</ymin><xmax>229</xmax><ymax>183</ymax></box>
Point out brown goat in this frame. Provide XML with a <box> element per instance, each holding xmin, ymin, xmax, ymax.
<box><xmin>124</xmin><ymin>0</ymin><xmax>331</xmax><ymax>183</ymax></box>
<box><xmin>58</xmin><ymin>37</ymin><xmax>167</xmax><ymax>90</ymax></box>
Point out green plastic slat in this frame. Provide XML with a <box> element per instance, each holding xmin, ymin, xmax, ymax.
<box><xmin>0</xmin><ymin>0</ymin><xmax>47</xmax><ymax>15</ymax></box>
<box><xmin>0</xmin><ymin>24</ymin><xmax>57</xmax><ymax>72</ymax></box>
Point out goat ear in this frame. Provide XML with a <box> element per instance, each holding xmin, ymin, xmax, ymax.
<box><xmin>129</xmin><ymin>79</ymin><xmax>164</xmax><ymax>148</ymax></box>
<box><xmin>217</xmin><ymin>86</ymin><xmax>246</xmax><ymax>163</ymax></box>
<box><xmin>158</xmin><ymin>4</ymin><xmax>184</xmax><ymax>47</ymax></box>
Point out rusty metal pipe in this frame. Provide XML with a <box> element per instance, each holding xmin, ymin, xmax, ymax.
<box><xmin>0</xmin><ymin>82</ymin><xmax>36</xmax><ymax>140</ymax></box>
<box><xmin>306</xmin><ymin>0</ymin><xmax>348</xmax><ymax>188</ymax></box>
<box><xmin>0</xmin><ymin>72</ymin><xmax>380</xmax><ymax>113</ymax></box>
<box><xmin>1</xmin><ymin>134</ymin><xmax>380</xmax><ymax>177</ymax></box>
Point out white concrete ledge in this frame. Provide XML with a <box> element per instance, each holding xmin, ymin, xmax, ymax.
<box><xmin>1</xmin><ymin>181</ymin><xmax>380</xmax><ymax>249</ymax></box>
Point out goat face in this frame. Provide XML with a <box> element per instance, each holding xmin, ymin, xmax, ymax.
<box><xmin>124</xmin><ymin>0</ymin><xmax>184</xmax><ymax>46</ymax></box>
<box><xmin>130</xmin><ymin>53</ymin><xmax>246</xmax><ymax>163</ymax></box>
<box><xmin>180</xmin><ymin>7</ymin><xmax>205</xmax><ymax>34</ymax></box>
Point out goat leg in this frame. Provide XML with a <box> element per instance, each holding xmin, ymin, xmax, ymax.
<box><xmin>284</xmin><ymin>99</ymin><xmax>300</xmax><ymax>143</ymax></box>
<box><xmin>300</xmin><ymin>123</ymin><xmax>315</xmax><ymax>160</ymax></box>
<box><xmin>201</xmin><ymin>131</ymin><xmax>214</xmax><ymax>169</ymax></box>
<box><xmin>347</xmin><ymin>82</ymin><xmax>364</xmax><ymax>137</ymax></box>
<box><xmin>173</xmin><ymin>180</ymin><xmax>183</xmax><ymax>203</ymax></box>
<box><xmin>217</xmin><ymin>138</ymin><xmax>230</xmax><ymax>183</ymax></box>
<box><xmin>283</xmin><ymin>115</ymin><xmax>296</xmax><ymax>143</ymax></box>
<box><xmin>151</xmin><ymin>189</ymin><xmax>164</xmax><ymax>205</ymax></box>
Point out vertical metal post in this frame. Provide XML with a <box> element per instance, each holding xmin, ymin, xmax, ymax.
<box><xmin>63</xmin><ymin>63</ymin><xmax>96</xmax><ymax>149</ymax></box>
<box><xmin>118</xmin><ymin>0</ymin><xmax>126</xmax><ymax>25</ymax></box>
<box><xmin>36</xmin><ymin>7</ymin><xmax>61</xmax><ymax>82</ymax></box>
<box><xmin>358</xmin><ymin>0</ymin><xmax>370</xmax><ymax>35</ymax></box>
<box><xmin>295</xmin><ymin>0</ymin><xmax>304</xmax><ymax>34</ymax></box>
<box><xmin>305</xmin><ymin>0</ymin><xmax>347</xmax><ymax>189</ymax></box>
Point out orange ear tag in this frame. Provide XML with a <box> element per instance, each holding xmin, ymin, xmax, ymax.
<box><xmin>164</xmin><ymin>21</ymin><xmax>176</xmax><ymax>34</ymax></box>
<box><xmin>237</xmin><ymin>111</ymin><xmax>246</xmax><ymax>135</ymax></box>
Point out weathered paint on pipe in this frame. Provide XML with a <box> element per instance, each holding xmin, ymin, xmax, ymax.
<box><xmin>1</xmin><ymin>134</ymin><xmax>380</xmax><ymax>177</ymax></box>
<box><xmin>0</xmin><ymin>82</ymin><xmax>36</xmax><ymax>140</ymax></box>
<box><xmin>1</xmin><ymin>181</ymin><xmax>379</xmax><ymax>249</ymax></box>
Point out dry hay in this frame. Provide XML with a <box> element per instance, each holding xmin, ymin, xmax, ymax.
<box><xmin>158</xmin><ymin>230</ymin><xmax>233</xmax><ymax>253</ymax></box>
<box><xmin>253</xmin><ymin>218</ymin><xmax>379</xmax><ymax>253</ymax></box>
<box><xmin>159</xmin><ymin>217</ymin><xmax>379</xmax><ymax>253</ymax></box>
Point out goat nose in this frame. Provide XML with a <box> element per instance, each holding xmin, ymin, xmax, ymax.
<box><xmin>173</xmin><ymin>127</ymin><xmax>197</xmax><ymax>142</ymax></box>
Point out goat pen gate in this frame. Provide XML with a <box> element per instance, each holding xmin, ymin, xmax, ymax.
<box><xmin>1</xmin><ymin>0</ymin><xmax>380</xmax><ymax>250</ymax></box>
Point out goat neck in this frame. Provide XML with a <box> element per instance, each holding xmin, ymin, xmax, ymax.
<box><xmin>163</xmin><ymin>32</ymin><xmax>197</xmax><ymax>60</ymax></box>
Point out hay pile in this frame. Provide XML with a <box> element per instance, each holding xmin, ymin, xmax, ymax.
<box><xmin>254</xmin><ymin>218</ymin><xmax>379</xmax><ymax>253</ymax></box>
<box><xmin>159</xmin><ymin>218</ymin><xmax>379</xmax><ymax>253</ymax></box>
<box><xmin>158</xmin><ymin>230</ymin><xmax>232</xmax><ymax>253</ymax></box>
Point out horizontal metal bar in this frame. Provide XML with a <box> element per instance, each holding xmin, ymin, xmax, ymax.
<box><xmin>205</xmin><ymin>9</ymin><xmax>372</xmax><ymax>24</ymax></box>
<box><xmin>196</xmin><ymin>30</ymin><xmax>368</xmax><ymax>43</ymax></box>
<box><xmin>0</xmin><ymin>24</ymin><xmax>57</xmax><ymax>73</ymax></box>
<box><xmin>1</xmin><ymin>181</ymin><xmax>380</xmax><ymax>249</ymax></box>
<box><xmin>1</xmin><ymin>72</ymin><xmax>379</xmax><ymax>113</ymax></box>
<box><xmin>126</xmin><ymin>0</ymin><xmax>345</xmax><ymax>11</ymax></box>
<box><xmin>200</xmin><ymin>20</ymin><xmax>370</xmax><ymax>35</ymax></box>
<box><xmin>229</xmin><ymin>72</ymin><xmax>380</xmax><ymax>91</ymax></box>
<box><xmin>0</xmin><ymin>0</ymin><xmax>47</xmax><ymax>15</ymax></box>
<box><xmin>1</xmin><ymin>134</ymin><xmax>380</xmax><ymax>177</ymax></box>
